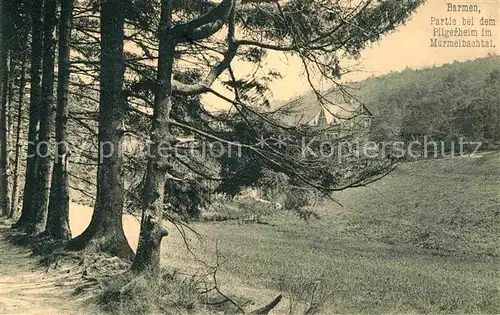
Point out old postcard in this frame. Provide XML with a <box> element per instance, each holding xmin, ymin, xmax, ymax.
<box><xmin>0</xmin><ymin>0</ymin><xmax>498</xmax><ymax>314</ymax></box>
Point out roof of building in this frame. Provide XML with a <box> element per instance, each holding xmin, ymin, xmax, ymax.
<box><xmin>272</xmin><ymin>89</ymin><xmax>373</xmax><ymax>126</ymax></box>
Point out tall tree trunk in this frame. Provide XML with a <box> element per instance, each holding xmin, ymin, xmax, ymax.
<box><xmin>45</xmin><ymin>0</ymin><xmax>74</xmax><ymax>240</ymax></box>
<box><xmin>131</xmin><ymin>0</ymin><xmax>173</xmax><ymax>273</ymax></box>
<box><xmin>0</xmin><ymin>1</ymin><xmax>11</xmax><ymax>218</ymax></box>
<box><xmin>14</xmin><ymin>0</ymin><xmax>43</xmax><ymax>229</ymax></box>
<box><xmin>6</xmin><ymin>51</ymin><xmax>15</xmax><ymax>138</ymax></box>
<box><xmin>67</xmin><ymin>0</ymin><xmax>133</xmax><ymax>259</ymax></box>
<box><xmin>30</xmin><ymin>0</ymin><xmax>57</xmax><ymax>234</ymax></box>
<box><xmin>4</xmin><ymin>52</ymin><xmax>17</xmax><ymax>218</ymax></box>
<box><xmin>0</xmin><ymin>0</ymin><xmax>4</xmax><ymax>217</ymax></box>
<box><xmin>10</xmin><ymin>42</ymin><xmax>28</xmax><ymax>219</ymax></box>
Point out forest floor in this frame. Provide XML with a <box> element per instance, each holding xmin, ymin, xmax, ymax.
<box><xmin>0</xmin><ymin>222</ymin><xmax>97</xmax><ymax>315</ymax></box>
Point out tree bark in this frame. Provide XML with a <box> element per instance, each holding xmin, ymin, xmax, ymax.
<box><xmin>0</xmin><ymin>1</ymin><xmax>11</xmax><ymax>218</ymax></box>
<box><xmin>6</xmin><ymin>49</ymin><xmax>15</xmax><ymax>139</ymax></box>
<box><xmin>131</xmin><ymin>0</ymin><xmax>174</xmax><ymax>273</ymax></box>
<box><xmin>0</xmin><ymin>0</ymin><xmax>4</xmax><ymax>217</ymax></box>
<box><xmin>0</xmin><ymin>55</ymin><xmax>11</xmax><ymax>218</ymax></box>
<box><xmin>30</xmin><ymin>0</ymin><xmax>57</xmax><ymax>234</ymax></box>
<box><xmin>45</xmin><ymin>0</ymin><xmax>74</xmax><ymax>240</ymax></box>
<box><xmin>67</xmin><ymin>0</ymin><xmax>133</xmax><ymax>259</ymax></box>
<box><xmin>9</xmin><ymin>31</ymin><xmax>29</xmax><ymax>220</ymax></box>
<box><xmin>15</xmin><ymin>0</ymin><xmax>43</xmax><ymax>229</ymax></box>
<box><xmin>0</xmin><ymin>0</ymin><xmax>4</xmax><ymax>218</ymax></box>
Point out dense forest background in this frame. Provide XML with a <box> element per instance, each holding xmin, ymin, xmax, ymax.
<box><xmin>357</xmin><ymin>55</ymin><xmax>500</xmax><ymax>147</ymax></box>
<box><xmin>283</xmin><ymin>55</ymin><xmax>500</xmax><ymax>155</ymax></box>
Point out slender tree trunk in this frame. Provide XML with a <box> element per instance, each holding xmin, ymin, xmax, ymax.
<box><xmin>131</xmin><ymin>0</ymin><xmax>173</xmax><ymax>273</ymax></box>
<box><xmin>3</xmin><ymin>52</ymin><xmax>17</xmax><ymax>218</ymax></box>
<box><xmin>9</xmin><ymin>44</ymin><xmax>28</xmax><ymax>219</ymax></box>
<box><xmin>15</xmin><ymin>0</ymin><xmax>43</xmax><ymax>229</ymax></box>
<box><xmin>45</xmin><ymin>0</ymin><xmax>74</xmax><ymax>240</ymax></box>
<box><xmin>6</xmin><ymin>52</ymin><xmax>15</xmax><ymax>138</ymax></box>
<box><xmin>30</xmin><ymin>0</ymin><xmax>57</xmax><ymax>234</ymax></box>
<box><xmin>67</xmin><ymin>0</ymin><xmax>133</xmax><ymax>259</ymax></box>
<box><xmin>0</xmin><ymin>54</ymin><xmax>11</xmax><ymax>218</ymax></box>
<box><xmin>0</xmin><ymin>3</ymin><xmax>11</xmax><ymax>218</ymax></box>
<box><xmin>0</xmin><ymin>0</ymin><xmax>3</xmax><ymax>217</ymax></box>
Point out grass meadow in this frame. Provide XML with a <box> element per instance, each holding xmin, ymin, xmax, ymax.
<box><xmin>163</xmin><ymin>152</ymin><xmax>500</xmax><ymax>314</ymax></box>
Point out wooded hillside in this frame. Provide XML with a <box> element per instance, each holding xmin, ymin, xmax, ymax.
<box><xmin>357</xmin><ymin>55</ymin><xmax>500</xmax><ymax>147</ymax></box>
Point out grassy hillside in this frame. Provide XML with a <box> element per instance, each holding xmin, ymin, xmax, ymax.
<box><xmin>164</xmin><ymin>152</ymin><xmax>500</xmax><ymax>314</ymax></box>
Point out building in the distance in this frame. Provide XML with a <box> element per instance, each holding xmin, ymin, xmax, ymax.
<box><xmin>276</xmin><ymin>94</ymin><xmax>374</xmax><ymax>132</ymax></box>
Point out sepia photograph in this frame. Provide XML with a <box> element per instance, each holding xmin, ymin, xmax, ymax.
<box><xmin>0</xmin><ymin>0</ymin><xmax>498</xmax><ymax>314</ymax></box>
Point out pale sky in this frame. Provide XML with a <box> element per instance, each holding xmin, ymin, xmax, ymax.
<box><xmin>203</xmin><ymin>0</ymin><xmax>499</xmax><ymax>109</ymax></box>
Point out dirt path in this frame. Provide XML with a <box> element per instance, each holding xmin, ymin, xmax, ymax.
<box><xmin>0</xmin><ymin>224</ymin><xmax>98</xmax><ymax>315</ymax></box>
